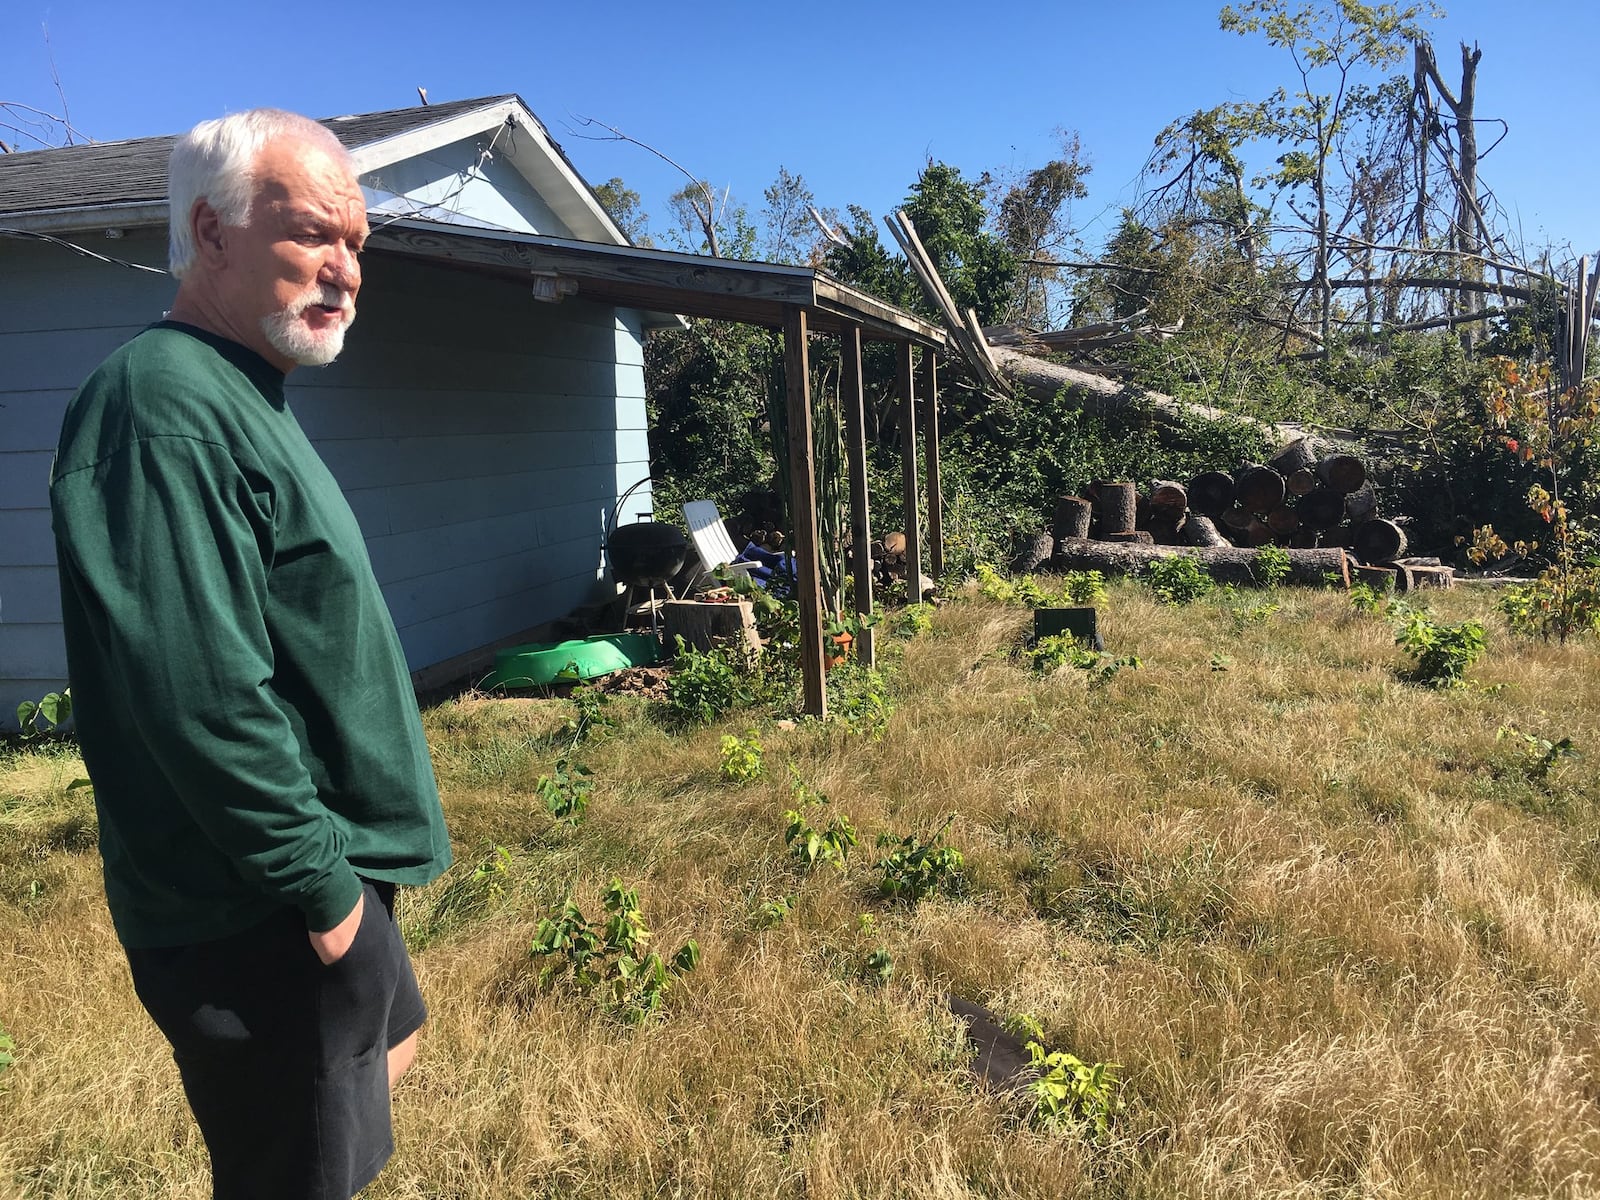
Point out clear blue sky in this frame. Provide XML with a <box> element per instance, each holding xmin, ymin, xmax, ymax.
<box><xmin>4</xmin><ymin>1</ymin><xmax>1596</xmax><ymax>264</ymax></box>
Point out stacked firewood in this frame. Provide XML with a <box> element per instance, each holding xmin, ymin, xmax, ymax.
<box><xmin>1020</xmin><ymin>437</ymin><xmax>1454</xmax><ymax>591</ymax></box>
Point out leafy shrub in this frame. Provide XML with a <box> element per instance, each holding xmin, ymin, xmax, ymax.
<box><xmin>564</xmin><ymin>685</ymin><xmax>614</xmax><ymax>745</ymax></box>
<box><xmin>1027</xmin><ymin>635</ymin><xmax>1141</xmax><ymax>688</ymax></box>
<box><xmin>537</xmin><ymin>759</ymin><xmax>593</xmax><ymax>825</ymax></box>
<box><xmin>1497</xmin><ymin>565</ymin><xmax>1600</xmax><ymax>643</ymax></box>
<box><xmin>1496</xmin><ymin>726</ymin><xmax>1579</xmax><ymax>781</ymax></box>
<box><xmin>16</xmin><ymin>689</ymin><xmax>71</xmax><ymax>738</ymax></box>
<box><xmin>529</xmin><ymin>881</ymin><xmax>700</xmax><ymax>1022</ymax></box>
<box><xmin>861</xmin><ymin>948</ymin><xmax>895</xmax><ymax>986</ymax></box>
<box><xmin>875</xmin><ymin>816</ymin><xmax>965</xmax><ymax>903</ymax></box>
<box><xmin>664</xmin><ymin>637</ymin><xmax>756</xmax><ymax>726</ymax></box>
<box><xmin>1060</xmin><ymin>570</ymin><xmax>1108</xmax><ymax>606</ymax></box>
<box><xmin>1143</xmin><ymin>555</ymin><xmax>1214</xmax><ymax>604</ymax></box>
<box><xmin>1024</xmin><ymin>1042</ymin><xmax>1121</xmax><ymax>1137</ymax></box>
<box><xmin>719</xmin><ymin>731</ymin><xmax>764</xmax><ymax>783</ymax></box>
<box><xmin>784</xmin><ymin>785</ymin><xmax>857</xmax><ymax>871</ymax></box>
<box><xmin>1251</xmin><ymin>544</ymin><xmax>1291</xmax><ymax>588</ymax></box>
<box><xmin>893</xmin><ymin>602</ymin><xmax>936</xmax><ymax>637</ymax></box>
<box><xmin>1395</xmin><ymin>609</ymin><xmax>1487</xmax><ymax>687</ymax></box>
<box><xmin>826</xmin><ymin>663</ymin><xmax>894</xmax><ymax>736</ymax></box>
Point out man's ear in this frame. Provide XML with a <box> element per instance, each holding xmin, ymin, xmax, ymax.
<box><xmin>191</xmin><ymin>199</ymin><xmax>228</xmax><ymax>267</ymax></box>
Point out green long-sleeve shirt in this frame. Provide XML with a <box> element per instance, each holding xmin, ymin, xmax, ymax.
<box><xmin>51</xmin><ymin>322</ymin><xmax>451</xmax><ymax>949</ymax></box>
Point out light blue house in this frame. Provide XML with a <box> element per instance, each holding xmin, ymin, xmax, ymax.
<box><xmin>0</xmin><ymin>95</ymin><xmax>948</xmax><ymax>725</ymax></box>
<box><xmin>0</xmin><ymin>95</ymin><xmax>676</xmax><ymax>724</ymax></box>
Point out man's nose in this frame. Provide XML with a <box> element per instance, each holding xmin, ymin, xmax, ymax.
<box><xmin>322</xmin><ymin>244</ymin><xmax>361</xmax><ymax>292</ymax></box>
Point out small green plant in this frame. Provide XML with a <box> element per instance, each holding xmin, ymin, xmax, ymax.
<box><xmin>1395</xmin><ymin>609</ymin><xmax>1487</xmax><ymax>688</ymax></box>
<box><xmin>416</xmin><ymin>843</ymin><xmax>517</xmax><ymax>947</ymax></box>
<box><xmin>719</xmin><ymin>731</ymin><xmax>765</xmax><ymax>783</ymax></box>
<box><xmin>1251</xmin><ymin>544</ymin><xmax>1292</xmax><ymax>588</ymax></box>
<box><xmin>975</xmin><ymin>562</ymin><xmax>1018</xmax><ymax>602</ymax></box>
<box><xmin>862</xmin><ymin>948</ymin><xmax>894</xmax><ymax>986</ymax></box>
<box><xmin>0</xmin><ymin>1022</ymin><xmax>14</xmax><ymax>1074</ymax></box>
<box><xmin>875</xmin><ymin>815</ymin><xmax>965</xmax><ymax>904</ymax></box>
<box><xmin>893</xmin><ymin>602</ymin><xmax>936</xmax><ymax>638</ymax></box>
<box><xmin>1027</xmin><ymin>636</ymin><xmax>1140</xmax><ymax>689</ymax></box>
<box><xmin>826</xmin><ymin>662</ymin><xmax>894</xmax><ymax>736</ymax></box>
<box><xmin>1219</xmin><ymin>585</ymin><xmax>1280</xmax><ymax>629</ymax></box>
<box><xmin>1349</xmin><ymin>581</ymin><xmax>1389</xmax><ymax>614</ymax></box>
<box><xmin>1497</xmin><ymin>726</ymin><xmax>1580</xmax><ymax>780</ymax></box>
<box><xmin>664</xmin><ymin>637</ymin><xmax>755</xmax><ymax>726</ymax></box>
<box><xmin>564</xmin><ymin>684</ymin><xmax>614</xmax><ymax>745</ymax></box>
<box><xmin>1024</xmin><ymin>1041</ymin><xmax>1121</xmax><ymax>1138</ymax></box>
<box><xmin>751</xmin><ymin>894</ymin><xmax>796</xmax><ymax>930</ymax></box>
<box><xmin>15</xmin><ymin>689</ymin><xmax>71</xmax><ymax>738</ymax></box>
<box><xmin>1210</xmin><ymin>652</ymin><xmax>1232</xmax><ymax>672</ymax></box>
<box><xmin>1143</xmin><ymin>555</ymin><xmax>1214</xmax><ymax>604</ymax></box>
<box><xmin>1060</xmin><ymin>570</ymin><xmax>1108</xmax><ymax>607</ymax></box>
<box><xmin>537</xmin><ymin>759</ymin><xmax>594</xmax><ymax>825</ymax></box>
<box><xmin>529</xmin><ymin>881</ymin><xmax>700</xmax><ymax>1022</ymax></box>
<box><xmin>784</xmin><ymin>785</ymin><xmax>858</xmax><ymax>871</ymax></box>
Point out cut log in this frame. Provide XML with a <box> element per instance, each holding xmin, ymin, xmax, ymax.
<box><xmin>1104</xmin><ymin>530</ymin><xmax>1154</xmax><ymax>545</ymax></box>
<box><xmin>1343</xmin><ymin>484</ymin><xmax>1378</xmax><ymax>523</ymax></box>
<box><xmin>1265</xmin><ymin>506</ymin><xmax>1301</xmax><ymax>536</ymax></box>
<box><xmin>1287</xmin><ymin>527</ymin><xmax>1320</xmax><ymax>549</ymax></box>
<box><xmin>1244</xmin><ymin>518</ymin><xmax>1273</xmax><ymax>546</ymax></box>
<box><xmin>1235</xmin><ymin>464</ymin><xmax>1286</xmax><ymax>514</ymax></box>
<box><xmin>1219</xmin><ymin>504</ymin><xmax>1253</xmax><ymax>534</ymax></box>
<box><xmin>1353</xmin><ymin>565</ymin><xmax>1397</xmax><ymax>593</ymax></box>
<box><xmin>1299</xmin><ymin>488</ymin><xmax>1346</xmax><ymax>530</ymax></box>
<box><xmin>663</xmin><ymin>599</ymin><xmax>762</xmax><ymax>657</ymax></box>
<box><xmin>1407</xmin><ymin>565</ymin><xmax>1455</xmax><ymax>589</ymax></box>
<box><xmin>1316</xmin><ymin>454</ymin><xmax>1367</xmax><ymax>494</ymax></box>
<box><xmin>1149</xmin><ymin>480</ymin><xmax>1189</xmax><ymax>519</ymax></box>
<box><xmin>1149</xmin><ymin>515</ymin><xmax>1187</xmax><ymax>545</ymax></box>
<box><xmin>1286</xmin><ymin>467</ymin><xmax>1318</xmax><ymax>497</ymax></box>
<box><xmin>1184</xmin><ymin>514</ymin><xmax>1229</xmax><ymax>547</ymax></box>
<box><xmin>1188</xmin><ymin>471</ymin><xmax>1236</xmax><ymax>517</ymax></box>
<box><xmin>1098</xmin><ymin>482</ymin><xmax>1138</xmax><ymax>537</ymax></box>
<box><xmin>1352</xmin><ymin>518</ymin><xmax>1407</xmax><ymax>563</ymax></box>
<box><xmin>1009</xmin><ymin>531</ymin><xmax>1055</xmax><ymax>573</ymax></box>
<box><xmin>1268</xmin><ymin>436</ymin><xmax>1318</xmax><ymax>475</ymax></box>
<box><xmin>1052</xmin><ymin>541</ymin><xmax>1350</xmax><ymax>588</ymax></box>
<box><xmin>1053</xmin><ymin>495</ymin><xmax>1092</xmax><ymax>540</ymax></box>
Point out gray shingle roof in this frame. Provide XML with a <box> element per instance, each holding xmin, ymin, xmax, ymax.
<box><xmin>0</xmin><ymin>95</ymin><xmax>518</xmax><ymax>218</ymax></box>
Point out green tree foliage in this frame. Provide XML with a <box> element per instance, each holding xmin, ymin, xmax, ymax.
<box><xmin>592</xmin><ymin>177</ymin><xmax>652</xmax><ymax>246</ymax></box>
<box><xmin>994</xmin><ymin>133</ymin><xmax>1091</xmax><ymax>326</ymax></box>
<box><xmin>900</xmin><ymin>162</ymin><xmax>1019</xmax><ymax>326</ymax></box>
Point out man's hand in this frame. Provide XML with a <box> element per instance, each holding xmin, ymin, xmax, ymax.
<box><xmin>308</xmin><ymin>891</ymin><xmax>364</xmax><ymax>965</ymax></box>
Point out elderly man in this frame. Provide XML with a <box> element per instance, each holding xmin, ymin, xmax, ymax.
<box><xmin>50</xmin><ymin>109</ymin><xmax>451</xmax><ymax>1199</ymax></box>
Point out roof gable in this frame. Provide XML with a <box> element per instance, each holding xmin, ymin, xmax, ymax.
<box><xmin>0</xmin><ymin>94</ymin><xmax>627</xmax><ymax>245</ymax></box>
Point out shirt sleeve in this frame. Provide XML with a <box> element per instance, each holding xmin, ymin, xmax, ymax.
<box><xmin>52</xmin><ymin>433</ymin><xmax>364</xmax><ymax>932</ymax></box>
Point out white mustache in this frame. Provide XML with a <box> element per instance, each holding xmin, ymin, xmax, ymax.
<box><xmin>292</xmin><ymin>285</ymin><xmax>354</xmax><ymax>321</ymax></box>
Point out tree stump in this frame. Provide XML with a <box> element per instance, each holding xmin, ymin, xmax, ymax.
<box><xmin>1098</xmin><ymin>482</ymin><xmax>1138</xmax><ymax>537</ymax></box>
<box><xmin>1053</xmin><ymin>495</ymin><xmax>1092</xmax><ymax>540</ymax></box>
<box><xmin>663</xmin><ymin>599</ymin><xmax>762</xmax><ymax>656</ymax></box>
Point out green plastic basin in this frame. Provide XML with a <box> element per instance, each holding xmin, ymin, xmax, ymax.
<box><xmin>481</xmin><ymin>633</ymin><xmax>661</xmax><ymax>689</ymax></box>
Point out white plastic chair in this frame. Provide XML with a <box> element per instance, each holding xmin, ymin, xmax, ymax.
<box><xmin>682</xmin><ymin>500</ymin><xmax>761</xmax><ymax>581</ymax></box>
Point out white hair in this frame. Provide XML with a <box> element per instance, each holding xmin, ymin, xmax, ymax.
<box><xmin>167</xmin><ymin>108</ymin><xmax>352</xmax><ymax>278</ymax></box>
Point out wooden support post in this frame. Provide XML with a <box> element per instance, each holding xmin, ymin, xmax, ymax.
<box><xmin>840</xmin><ymin>323</ymin><xmax>875</xmax><ymax>669</ymax></box>
<box><xmin>783</xmin><ymin>306</ymin><xmax>827</xmax><ymax>718</ymax></box>
<box><xmin>897</xmin><ymin>341</ymin><xmax>922</xmax><ymax>600</ymax></box>
<box><xmin>922</xmin><ymin>349</ymin><xmax>943</xmax><ymax>580</ymax></box>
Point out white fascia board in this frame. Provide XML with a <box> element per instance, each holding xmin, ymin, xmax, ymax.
<box><xmin>349</xmin><ymin>99</ymin><xmax>629</xmax><ymax>248</ymax></box>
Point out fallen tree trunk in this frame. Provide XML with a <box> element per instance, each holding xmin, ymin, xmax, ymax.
<box><xmin>1053</xmin><ymin>539</ymin><xmax>1350</xmax><ymax>588</ymax></box>
<box><xmin>989</xmin><ymin>344</ymin><xmax>1304</xmax><ymax>443</ymax></box>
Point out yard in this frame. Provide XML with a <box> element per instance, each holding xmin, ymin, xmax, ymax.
<box><xmin>3</xmin><ymin>579</ymin><xmax>1599</xmax><ymax>1198</ymax></box>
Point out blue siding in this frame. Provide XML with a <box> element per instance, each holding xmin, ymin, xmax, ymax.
<box><xmin>0</xmin><ymin>230</ymin><xmax>651</xmax><ymax>725</ymax></box>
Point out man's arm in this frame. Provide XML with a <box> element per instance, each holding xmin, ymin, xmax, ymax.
<box><xmin>53</xmin><ymin>433</ymin><xmax>365</xmax><ymax>939</ymax></box>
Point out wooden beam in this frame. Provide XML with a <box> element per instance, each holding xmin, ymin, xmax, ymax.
<box><xmin>783</xmin><ymin>306</ymin><xmax>827</xmax><ymax>718</ymax></box>
<box><xmin>897</xmin><ymin>341</ymin><xmax>922</xmax><ymax>601</ymax></box>
<box><xmin>840</xmin><ymin>323</ymin><xmax>875</xmax><ymax>669</ymax></box>
<box><xmin>922</xmin><ymin>350</ymin><xmax>944</xmax><ymax>581</ymax></box>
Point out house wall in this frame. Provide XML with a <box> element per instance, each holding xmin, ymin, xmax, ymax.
<box><xmin>0</xmin><ymin>231</ymin><xmax>650</xmax><ymax>727</ymax></box>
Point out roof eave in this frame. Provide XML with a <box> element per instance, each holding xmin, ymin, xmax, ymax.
<box><xmin>0</xmin><ymin>200</ymin><xmax>168</xmax><ymax>234</ymax></box>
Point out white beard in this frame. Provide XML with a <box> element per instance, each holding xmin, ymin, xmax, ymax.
<box><xmin>261</xmin><ymin>285</ymin><xmax>355</xmax><ymax>367</ymax></box>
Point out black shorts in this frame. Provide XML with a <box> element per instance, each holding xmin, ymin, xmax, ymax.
<box><xmin>125</xmin><ymin>880</ymin><xmax>426</xmax><ymax>1200</ymax></box>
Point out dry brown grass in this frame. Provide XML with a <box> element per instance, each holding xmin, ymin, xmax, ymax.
<box><xmin>6</xmin><ymin>580</ymin><xmax>1600</xmax><ymax>1197</ymax></box>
